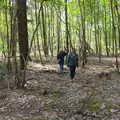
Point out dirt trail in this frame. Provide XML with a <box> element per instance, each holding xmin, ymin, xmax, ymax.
<box><xmin>0</xmin><ymin>61</ymin><xmax>120</xmax><ymax>120</ymax></box>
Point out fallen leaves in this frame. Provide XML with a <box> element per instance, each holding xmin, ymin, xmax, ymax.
<box><xmin>0</xmin><ymin>62</ymin><xmax>120</xmax><ymax>120</ymax></box>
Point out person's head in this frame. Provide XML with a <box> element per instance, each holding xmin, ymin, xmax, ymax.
<box><xmin>64</xmin><ymin>48</ymin><xmax>68</xmax><ymax>52</ymax></box>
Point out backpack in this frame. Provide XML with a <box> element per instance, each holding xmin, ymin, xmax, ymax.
<box><xmin>67</xmin><ymin>53</ymin><xmax>78</xmax><ymax>66</ymax></box>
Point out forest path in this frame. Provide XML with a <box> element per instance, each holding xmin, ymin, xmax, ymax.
<box><xmin>0</xmin><ymin>60</ymin><xmax>120</xmax><ymax>120</ymax></box>
<box><xmin>88</xmin><ymin>56</ymin><xmax>120</xmax><ymax>65</ymax></box>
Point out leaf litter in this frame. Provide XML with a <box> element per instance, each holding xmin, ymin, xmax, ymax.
<box><xmin>0</xmin><ymin>60</ymin><xmax>120</xmax><ymax>120</ymax></box>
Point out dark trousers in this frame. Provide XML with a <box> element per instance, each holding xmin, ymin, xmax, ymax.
<box><xmin>69</xmin><ymin>66</ymin><xmax>76</xmax><ymax>79</ymax></box>
<box><xmin>59</xmin><ymin>63</ymin><xmax>64</xmax><ymax>73</ymax></box>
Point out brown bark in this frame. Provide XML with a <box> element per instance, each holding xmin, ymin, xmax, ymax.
<box><xmin>17</xmin><ymin>0</ymin><xmax>29</xmax><ymax>70</ymax></box>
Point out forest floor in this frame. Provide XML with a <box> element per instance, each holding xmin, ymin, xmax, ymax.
<box><xmin>0</xmin><ymin>57</ymin><xmax>120</xmax><ymax>120</ymax></box>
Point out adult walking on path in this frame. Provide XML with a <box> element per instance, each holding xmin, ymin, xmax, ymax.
<box><xmin>67</xmin><ymin>49</ymin><xmax>78</xmax><ymax>80</ymax></box>
<box><xmin>57</xmin><ymin>49</ymin><xmax>68</xmax><ymax>74</ymax></box>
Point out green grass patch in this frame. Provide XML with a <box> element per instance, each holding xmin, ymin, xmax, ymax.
<box><xmin>46</xmin><ymin>101</ymin><xmax>57</xmax><ymax>109</ymax></box>
<box><xmin>15</xmin><ymin>89</ymin><xmax>36</xmax><ymax>95</ymax></box>
<box><xmin>85</xmin><ymin>98</ymin><xmax>103</xmax><ymax>111</ymax></box>
<box><xmin>52</xmin><ymin>90</ymin><xmax>62</xmax><ymax>99</ymax></box>
<box><xmin>22</xmin><ymin>116</ymin><xmax>46</xmax><ymax>120</ymax></box>
<box><xmin>85</xmin><ymin>98</ymin><xmax>113</xmax><ymax>112</ymax></box>
<box><xmin>86</xmin><ymin>102</ymin><xmax>101</xmax><ymax>111</ymax></box>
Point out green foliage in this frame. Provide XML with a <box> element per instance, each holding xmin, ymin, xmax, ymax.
<box><xmin>46</xmin><ymin>101</ymin><xmax>57</xmax><ymax>109</ymax></box>
<box><xmin>86</xmin><ymin>98</ymin><xmax>103</xmax><ymax>111</ymax></box>
<box><xmin>22</xmin><ymin>117</ymin><xmax>46</xmax><ymax>120</ymax></box>
<box><xmin>0</xmin><ymin>0</ymin><xmax>10</xmax><ymax>10</ymax></box>
<box><xmin>34</xmin><ymin>0</ymin><xmax>64</xmax><ymax>6</ymax></box>
<box><xmin>0</xmin><ymin>0</ymin><xmax>119</xmax><ymax>56</ymax></box>
<box><xmin>0</xmin><ymin>38</ymin><xmax>7</xmax><ymax>52</ymax></box>
<box><xmin>0</xmin><ymin>0</ymin><xmax>5</xmax><ymax>9</ymax></box>
<box><xmin>52</xmin><ymin>90</ymin><xmax>61</xmax><ymax>98</ymax></box>
<box><xmin>85</xmin><ymin>97</ymin><xmax>113</xmax><ymax>112</ymax></box>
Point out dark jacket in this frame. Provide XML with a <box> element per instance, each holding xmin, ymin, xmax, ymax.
<box><xmin>57</xmin><ymin>51</ymin><xmax>68</xmax><ymax>64</ymax></box>
<box><xmin>67</xmin><ymin>52</ymin><xmax>78</xmax><ymax>67</ymax></box>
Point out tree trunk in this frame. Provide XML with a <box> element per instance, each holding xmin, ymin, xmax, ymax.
<box><xmin>65</xmin><ymin>0</ymin><xmax>69</xmax><ymax>51</ymax></box>
<box><xmin>110</xmin><ymin>0</ymin><xmax>119</xmax><ymax>71</ymax></box>
<box><xmin>57</xmin><ymin>6</ymin><xmax>61</xmax><ymax>54</ymax></box>
<box><xmin>17</xmin><ymin>0</ymin><xmax>29</xmax><ymax>70</ymax></box>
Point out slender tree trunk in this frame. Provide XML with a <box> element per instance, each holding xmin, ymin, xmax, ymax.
<box><xmin>57</xmin><ymin>6</ymin><xmax>61</xmax><ymax>54</ymax></box>
<box><xmin>5</xmin><ymin>0</ymin><xmax>11</xmax><ymax>89</ymax></box>
<box><xmin>114</xmin><ymin>0</ymin><xmax>120</xmax><ymax>49</ymax></box>
<box><xmin>49</xmin><ymin>7</ymin><xmax>54</xmax><ymax>56</ymax></box>
<box><xmin>35</xmin><ymin>0</ymin><xmax>43</xmax><ymax>63</ymax></box>
<box><xmin>104</xmin><ymin>5</ymin><xmax>109</xmax><ymax>56</ymax></box>
<box><xmin>78</xmin><ymin>0</ymin><xmax>87</xmax><ymax>67</ymax></box>
<box><xmin>17</xmin><ymin>0</ymin><xmax>29</xmax><ymax>70</ymax></box>
<box><xmin>65</xmin><ymin>0</ymin><xmax>69</xmax><ymax>51</ymax></box>
<box><xmin>93</xmin><ymin>0</ymin><xmax>98</xmax><ymax>55</ymax></box>
<box><xmin>41</xmin><ymin>5</ymin><xmax>48</xmax><ymax>57</ymax></box>
<box><xmin>110</xmin><ymin>0</ymin><xmax>119</xmax><ymax>71</ymax></box>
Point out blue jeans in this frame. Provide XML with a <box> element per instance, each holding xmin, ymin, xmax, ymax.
<box><xmin>59</xmin><ymin>63</ymin><xmax>64</xmax><ymax>73</ymax></box>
